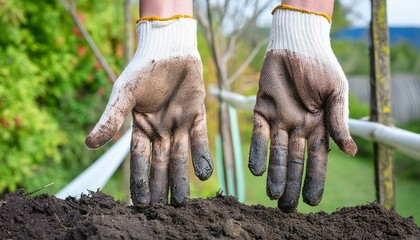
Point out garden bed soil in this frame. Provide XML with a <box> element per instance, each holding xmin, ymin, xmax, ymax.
<box><xmin>0</xmin><ymin>189</ymin><xmax>419</xmax><ymax>239</ymax></box>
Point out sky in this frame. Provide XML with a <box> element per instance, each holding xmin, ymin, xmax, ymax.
<box><xmin>339</xmin><ymin>0</ymin><xmax>420</xmax><ymax>27</ymax></box>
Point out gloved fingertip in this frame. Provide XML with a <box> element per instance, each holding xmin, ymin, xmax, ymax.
<box><xmin>195</xmin><ymin>166</ymin><xmax>213</xmax><ymax>181</ymax></box>
<box><xmin>339</xmin><ymin>139</ymin><xmax>358</xmax><ymax>156</ymax></box>
<box><xmin>302</xmin><ymin>175</ymin><xmax>325</xmax><ymax>207</ymax></box>
<box><xmin>85</xmin><ymin>124</ymin><xmax>119</xmax><ymax>149</ymax></box>
<box><xmin>248</xmin><ymin>161</ymin><xmax>266</xmax><ymax>176</ymax></box>
<box><xmin>84</xmin><ymin>135</ymin><xmax>96</xmax><ymax>149</ymax></box>
<box><xmin>171</xmin><ymin>195</ymin><xmax>188</xmax><ymax>208</ymax></box>
<box><xmin>130</xmin><ymin>177</ymin><xmax>151</xmax><ymax>207</ymax></box>
<box><xmin>278</xmin><ymin>202</ymin><xmax>298</xmax><ymax>213</ymax></box>
<box><xmin>249</xmin><ymin>133</ymin><xmax>268</xmax><ymax>176</ymax></box>
<box><xmin>248</xmin><ymin>142</ymin><xmax>267</xmax><ymax>176</ymax></box>
<box><xmin>303</xmin><ymin>195</ymin><xmax>322</xmax><ymax>206</ymax></box>
<box><xmin>192</xmin><ymin>150</ymin><xmax>213</xmax><ymax>181</ymax></box>
<box><xmin>266</xmin><ymin>186</ymin><xmax>283</xmax><ymax>200</ymax></box>
<box><xmin>266</xmin><ymin>174</ymin><xmax>286</xmax><ymax>200</ymax></box>
<box><xmin>84</xmin><ymin>134</ymin><xmax>103</xmax><ymax>150</ymax></box>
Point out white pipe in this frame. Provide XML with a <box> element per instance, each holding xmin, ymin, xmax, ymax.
<box><xmin>208</xmin><ymin>86</ymin><xmax>255</xmax><ymax>111</ymax></box>
<box><xmin>209</xmin><ymin>88</ymin><xmax>420</xmax><ymax>160</ymax></box>
<box><xmin>348</xmin><ymin>119</ymin><xmax>420</xmax><ymax>151</ymax></box>
<box><xmin>56</xmin><ymin>130</ymin><xmax>131</xmax><ymax>199</ymax></box>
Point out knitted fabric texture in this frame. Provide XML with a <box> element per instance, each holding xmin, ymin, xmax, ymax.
<box><xmin>249</xmin><ymin>7</ymin><xmax>357</xmax><ymax>213</ymax></box>
<box><xmin>86</xmin><ymin>17</ymin><xmax>212</xmax><ymax>207</ymax></box>
<box><xmin>132</xmin><ymin>17</ymin><xmax>199</xmax><ymax>67</ymax></box>
<box><xmin>88</xmin><ymin>17</ymin><xmax>201</xmax><ymax>145</ymax></box>
<box><xmin>136</xmin><ymin>14</ymin><xmax>193</xmax><ymax>23</ymax></box>
<box><xmin>266</xmin><ymin>7</ymin><xmax>349</xmax><ymax>128</ymax></box>
<box><xmin>271</xmin><ymin>4</ymin><xmax>331</xmax><ymax>22</ymax></box>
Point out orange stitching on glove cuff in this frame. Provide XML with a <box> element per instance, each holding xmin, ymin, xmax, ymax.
<box><xmin>271</xmin><ymin>4</ymin><xmax>331</xmax><ymax>23</ymax></box>
<box><xmin>136</xmin><ymin>15</ymin><xmax>193</xmax><ymax>23</ymax></box>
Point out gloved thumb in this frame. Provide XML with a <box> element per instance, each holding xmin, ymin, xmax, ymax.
<box><xmin>85</xmin><ymin>82</ymin><xmax>134</xmax><ymax>149</ymax></box>
<box><xmin>325</xmin><ymin>87</ymin><xmax>358</xmax><ymax>156</ymax></box>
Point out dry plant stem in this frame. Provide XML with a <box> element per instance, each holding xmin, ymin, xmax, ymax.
<box><xmin>26</xmin><ymin>182</ymin><xmax>55</xmax><ymax>196</ymax></box>
<box><xmin>194</xmin><ymin>0</ymin><xmax>272</xmax><ymax>196</ymax></box>
<box><xmin>194</xmin><ymin>0</ymin><xmax>272</xmax><ymax>87</ymax></box>
<box><xmin>58</xmin><ymin>0</ymin><xmax>116</xmax><ymax>83</ymax></box>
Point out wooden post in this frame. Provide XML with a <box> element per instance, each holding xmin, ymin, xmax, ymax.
<box><xmin>369</xmin><ymin>0</ymin><xmax>395</xmax><ymax>209</ymax></box>
<box><xmin>219</xmin><ymin>104</ymin><xmax>237</xmax><ymax>196</ymax></box>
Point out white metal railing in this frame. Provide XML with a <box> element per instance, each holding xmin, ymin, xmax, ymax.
<box><xmin>348</xmin><ymin>119</ymin><xmax>420</xmax><ymax>160</ymax></box>
<box><xmin>209</xmin><ymin>87</ymin><xmax>420</xmax><ymax>160</ymax></box>
<box><xmin>56</xmin><ymin>130</ymin><xmax>131</xmax><ymax>199</ymax></box>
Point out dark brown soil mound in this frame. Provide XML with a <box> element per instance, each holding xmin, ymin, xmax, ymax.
<box><xmin>0</xmin><ymin>189</ymin><xmax>419</xmax><ymax>240</ymax></box>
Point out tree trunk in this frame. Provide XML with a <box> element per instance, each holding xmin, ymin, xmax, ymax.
<box><xmin>369</xmin><ymin>0</ymin><xmax>395</xmax><ymax>210</ymax></box>
<box><xmin>218</xmin><ymin>103</ymin><xmax>237</xmax><ymax>196</ymax></box>
<box><xmin>122</xmin><ymin>0</ymin><xmax>134</xmax><ymax>204</ymax></box>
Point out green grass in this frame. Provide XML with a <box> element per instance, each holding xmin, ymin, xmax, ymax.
<box><xmin>101</xmin><ymin>165</ymin><xmax>130</xmax><ymax>203</ymax></box>
<box><xmin>242</xmin><ymin>143</ymin><xmax>420</xmax><ymax>226</ymax></box>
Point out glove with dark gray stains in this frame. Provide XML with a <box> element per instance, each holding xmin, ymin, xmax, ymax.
<box><xmin>85</xmin><ymin>16</ymin><xmax>213</xmax><ymax>207</ymax></box>
<box><xmin>249</xmin><ymin>5</ymin><xmax>357</xmax><ymax>212</ymax></box>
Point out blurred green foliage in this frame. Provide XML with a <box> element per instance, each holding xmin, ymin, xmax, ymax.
<box><xmin>390</xmin><ymin>43</ymin><xmax>420</xmax><ymax>74</ymax></box>
<box><xmin>0</xmin><ymin>0</ymin><xmax>124</xmax><ymax>194</ymax></box>
<box><xmin>333</xmin><ymin>40</ymin><xmax>420</xmax><ymax>76</ymax></box>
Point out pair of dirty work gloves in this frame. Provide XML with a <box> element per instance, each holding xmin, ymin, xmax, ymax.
<box><xmin>85</xmin><ymin>5</ymin><xmax>357</xmax><ymax>212</ymax></box>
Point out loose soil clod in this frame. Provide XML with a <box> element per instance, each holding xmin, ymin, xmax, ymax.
<box><xmin>0</xmin><ymin>189</ymin><xmax>419</xmax><ymax>239</ymax></box>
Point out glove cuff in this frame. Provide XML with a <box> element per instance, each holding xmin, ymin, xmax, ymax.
<box><xmin>136</xmin><ymin>14</ymin><xmax>193</xmax><ymax>23</ymax></box>
<box><xmin>133</xmin><ymin>16</ymin><xmax>199</xmax><ymax>63</ymax></box>
<box><xmin>271</xmin><ymin>5</ymin><xmax>331</xmax><ymax>23</ymax></box>
<box><xmin>267</xmin><ymin>5</ymin><xmax>334</xmax><ymax>60</ymax></box>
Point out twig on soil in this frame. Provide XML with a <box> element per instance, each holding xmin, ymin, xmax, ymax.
<box><xmin>53</xmin><ymin>209</ymin><xmax>72</xmax><ymax>230</ymax></box>
<box><xmin>25</xmin><ymin>182</ymin><xmax>55</xmax><ymax>196</ymax></box>
<box><xmin>216</xmin><ymin>189</ymin><xmax>224</xmax><ymax>197</ymax></box>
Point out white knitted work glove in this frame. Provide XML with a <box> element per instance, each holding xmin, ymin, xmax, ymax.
<box><xmin>248</xmin><ymin>5</ymin><xmax>357</xmax><ymax>212</ymax></box>
<box><xmin>85</xmin><ymin>16</ymin><xmax>213</xmax><ymax>207</ymax></box>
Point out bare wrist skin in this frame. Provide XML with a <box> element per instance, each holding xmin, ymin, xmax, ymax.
<box><xmin>281</xmin><ymin>0</ymin><xmax>334</xmax><ymax>17</ymax></box>
<box><xmin>139</xmin><ymin>0</ymin><xmax>193</xmax><ymax>18</ymax></box>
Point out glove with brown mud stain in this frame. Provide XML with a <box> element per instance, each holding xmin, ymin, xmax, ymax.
<box><xmin>85</xmin><ymin>16</ymin><xmax>213</xmax><ymax>207</ymax></box>
<box><xmin>248</xmin><ymin>5</ymin><xmax>357</xmax><ymax>213</ymax></box>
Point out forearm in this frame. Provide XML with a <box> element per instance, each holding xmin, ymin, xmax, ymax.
<box><xmin>281</xmin><ymin>0</ymin><xmax>334</xmax><ymax>17</ymax></box>
<box><xmin>139</xmin><ymin>0</ymin><xmax>193</xmax><ymax>18</ymax></box>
